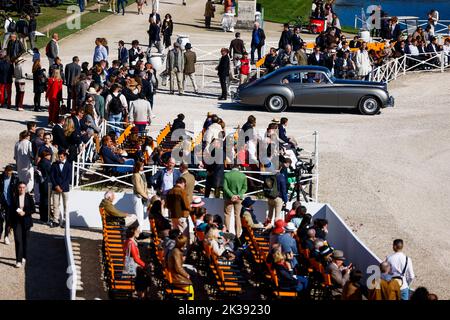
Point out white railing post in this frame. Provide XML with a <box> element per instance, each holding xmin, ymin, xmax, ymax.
<box><xmin>202</xmin><ymin>63</ymin><xmax>205</xmax><ymax>88</ymax></box>
<box><xmin>314</xmin><ymin>130</ymin><xmax>319</xmax><ymax>203</ymax></box>
<box><xmin>403</xmin><ymin>55</ymin><xmax>407</xmax><ymax>76</ymax></box>
<box><xmin>441</xmin><ymin>52</ymin><xmax>445</xmax><ymax>72</ymax></box>
<box><xmin>354</xmin><ymin>15</ymin><xmax>357</xmax><ymax>30</ymax></box>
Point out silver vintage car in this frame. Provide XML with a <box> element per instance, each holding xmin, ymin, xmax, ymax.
<box><xmin>233</xmin><ymin>66</ymin><xmax>395</xmax><ymax>115</ymax></box>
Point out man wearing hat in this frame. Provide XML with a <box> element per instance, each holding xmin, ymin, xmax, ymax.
<box><xmin>49</xmin><ymin>150</ymin><xmax>72</xmax><ymax>228</ymax></box>
<box><xmin>326</xmin><ymin>249</ymin><xmax>353</xmax><ymax>298</ymax></box>
<box><xmin>277</xmin><ymin>221</ymin><xmax>299</xmax><ymax>267</ymax></box>
<box><xmin>166</xmin><ymin>42</ymin><xmax>184</xmax><ymax>95</ymax></box>
<box><xmin>183</xmin><ymin>43</ymin><xmax>198</xmax><ymax>94</ymax></box>
<box><xmin>240</xmin><ymin>196</ymin><xmax>265</xmax><ymax>229</ymax></box>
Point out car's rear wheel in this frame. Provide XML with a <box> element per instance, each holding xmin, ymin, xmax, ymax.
<box><xmin>358</xmin><ymin>96</ymin><xmax>380</xmax><ymax>115</ymax></box>
<box><xmin>265</xmin><ymin>95</ymin><xmax>288</xmax><ymax>113</ymax></box>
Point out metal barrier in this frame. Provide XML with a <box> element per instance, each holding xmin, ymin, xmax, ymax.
<box><xmin>65</xmin><ymin>207</ymin><xmax>78</xmax><ymax>300</ymax></box>
<box><xmin>369</xmin><ymin>52</ymin><xmax>449</xmax><ymax>83</ymax></box>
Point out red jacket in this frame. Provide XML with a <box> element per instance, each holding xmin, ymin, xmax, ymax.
<box><xmin>46</xmin><ymin>77</ymin><xmax>63</xmax><ymax>100</ymax></box>
<box><xmin>240</xmin><ymin>58</ymin><xmax>250</xmax><ymax>75</ymax></box>
<box><xmin>123</xmin><ymin>239</ymin><xmax>146</xmax><ymax>268</ymax></box>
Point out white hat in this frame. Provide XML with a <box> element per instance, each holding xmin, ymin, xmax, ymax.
<box><xmin>285</xmin><ymin>222</ymin><xmax>297</xmax><ymax>232</ymax></box>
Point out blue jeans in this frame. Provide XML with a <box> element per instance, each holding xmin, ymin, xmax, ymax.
<box><xmin>78</xmin><ymin>0</ymin><xmax>85</xmax><ymax>12</ymax></box>
<box><xmin>400</xmin><ymin>288</ymin><xmax>410</xmax><ymax>300</ymax></box>
<box><xmin>117</xmin><ymin>0</ymin><xmax>126</xmax><ymax>14</ymax></box>
<box><xmin>294</xmin><ymin>275</ymin><xmax>309</xmax><ymax>293</ymax></box>
<box><xmin>114</xmin><ymin>159</ymin><xmax>134</xmax><ymax>174</ymax></box>
<box><xmin>135</xmin><ymin>124</ymin><xmax>147</xmax><ymax>134</ymax></box>
<box><xmin>108</xmin><ymin>113</ymin><xmax>122</xmax><ymax>136</ymax></box>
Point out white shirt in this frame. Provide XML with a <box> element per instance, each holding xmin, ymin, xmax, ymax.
<box><xmin>59</xmin><ymin>160</ymin><xmax>66</xmax><ymax>172</ymax></box>
<box><xmin>162</xmin><ymin>170</ymin><xmax>174</xmax><ymax>194</ymax></box>
<box><xmin>408</xmin><ymin>45</ymin><xmax>419</xmax><ymax>55</ymax></box>
<box><xmin>386</xmin><ymin>252</ymin><xmax>415</xmax><ymax>290</ymax></box>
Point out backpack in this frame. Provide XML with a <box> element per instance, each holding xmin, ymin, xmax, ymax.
<box><xmin>7</xmin><ymin>20</ymin><xmax>16</xmax><ymax>33</ymax></box>
<box><xmin>45</xmin><ymin>41</ymin><xmax>51</xmax><ymax>57</ymax></box>
<box><xmin>16</xmin><ymin>20</ymin><xmax>28</xmax><ymax>35</ymax></box>
<box><xmin>108</xmin><ymin>93</ymin><xmax>124</xmax><ymax>115</ymax></box>
<box><xmin>263</xmin><ymin>175</ymin><xmax>279</xmax><ymax>199</ymax></box>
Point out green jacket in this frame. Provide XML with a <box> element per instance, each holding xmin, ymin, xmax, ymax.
<box><xmin>223</xmin><ymin>169</ymin><xmax>247</xmax><ymax>200</ymax></box>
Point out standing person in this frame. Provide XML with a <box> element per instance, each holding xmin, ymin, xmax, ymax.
<box><xmin>278</xmin><ymin>23</ymin><xmax>292</xmax><ymax>50</ymax></box>
<box><xmin>132</xmin><ymin>161</ymin><xmax>149</xmax><ymax>229</ymax></box>
<box><xmin>52</xmin><ymin>116</ymin><xmax>68</xmax><ymax>151</ymax></box>
<box><xmin>93</xmin><ymin>38</ymin><xmax>108</xmax><ymax>66</ymax></box>
<box><xmin>166</xmin><ymin>177</ymin><xmax>191</xmax><ymax>234</ymax></box>
<box><xmin>149</xmin><ymin>8</ymin><xmax>162</xmax><ymax>25</ymax></box>
<box><xmin>49</xmin><ymin>150</ymin><xmax>72</xmax><ymax>228</ymax></box>
<box><xmin>6</xmin><ymin>33</ymin><xmax>25</xmax><ymax>63</ymax></box>
<box><xmin>13</xmin><ymin>57</ymin><xmax>26</xmax><ymax>111</ymax></box>
<box><xmin>37</xmin><ymin>150</ymin><xmax>52</xmax><ymax>223</ymax></box>
<box><xmin>250</xmin><ymin>22</ymin><xmax>266</xmax><ymax>65</ymax></box>
<box><xmin>149</xmin><ymin>157</ymin><xmax>181</xmax><ymax>197</ymax></box>
<box><xmin>77</xmin><ymin>0</ymin><xmax>85</xmax><ymax>12</ymax></box>
<box><xmin>179</xmin><ymin>162</ymin><xmax>195</xmax><ymax>204</ymax></box>
<box><xmin>32</xmin><ymin>59</ymin><xmax>47</xmax><ymax>112</ymax></box>
<box><xmin>229</xmin><ymin>32</ymin><xmax>245</xmax><ymax>75</ymax></box>
<box><xmin>295</xmin><ymin>42</ymin><xmax>308</xmax><ymax>66</ymax></box>
<box><xmin>64</xmin><ymin>56</ymin><xmax>81</xmax><ymax>112</ymax></box>
<box><xmin>107</xmin><ymin>0</ymin><xmax>117</xmax><ymax>13</ymax></box>
<box><xmin>11</xmin><ymin>182</ymin><xmax>36</xmax><ymax>268</ymax></box>
<box><xmin>45</xmin><ymin>33</ymin><xmax>59</xmax><ymax>69</ymax></box>
<box><xmin>223</xmin><ymin>165</ymin><xmax>247</xmax><ymax>236</ymax></box>
<box><xmin>166</xmin><ymin>42</ymin><xmax>184</xmax><ymax>95</ymax></box>
<box><xmin>27</xmin><ymin>14</ymin><xmax>37</xmax><ymax>52</ymax></box>
<box><xmin>128</xmin><ymin>93</ymin><xmax>153</xmax><ymax>134</ymax></box>
<box><xmin>263</xmin><ymin>170</ymin><xmax>287</xmax><ymax>223</ymax></box>
<box><xmin>183</xmin><ymin>43</ymin><xmax>198</xmax><ymax>94</ymax></box>
<box><xmin>14</xmin><ymin>131</ymin><xmax>34</xmax><ymax>193</ymax></box>
<box><xmin>0</xmin><ymin>165</ymin><xmax>18</xmax><ymax>245</ymax></box>
<box><xmin>216</xmin><ymin>48</ymin><xmax>230</xmax><ymax>100</ymax></box>
<box><xmin>386</xmin><ymin>239</ymin><xmax>415</xmax><ymax>300</ymax></box>
<box><xmin>118</xmin><ymin>40</ymin><xmax>129</xmax><ymax>66</ymax></box>
<box><xmin>128</xmin><ymin>40</ymin><xmax>145</xmax><ymax>67</ymax></box>
<box><xmin>148</xmin><ymin>20</ymin><xmax>163</xmax><ymax>53</ymax></box>
<box><xmin>117</xmin><ymin>0</ymin><xmax>126</xmax><ymax>15</ymax></box>
<box><xmin>136</xmin><ymin>0</ymin><xmax>145</xmax><ymax>15</ymax></box>
<box><xmin>46</xmin><ymin>69</ymin><xmax>63</xmax><ymax>126</ymax></box>
<box><xmin>239</xmin><ymin>52</ymin><xmax>250</xmax><ymax>85</ymax></box>
<box><xmin>105</xmin><ymin>83</ymin><xmax>128</xmax><ymax>136</ymax></box>
<box><xmin>204</xmin><ymin>0</ymin><xmax>215</xmax><ymax>29</ymax></box>
<box><xmin>14</xmin><ymin>15</ymin><xmax>28</xmax><ymax>51</ymax></box>
<box><xmin>0</xmin><ymin>49</ymin><xmax>14</xmax><ymax>109</ymax></box>
<box><xmin>2</xmin><ymin>15</ymin><xmax>15</xmax><ymax>50</ymax></box>
<box><xmin>355</xmin><ymin>42</ymin><xmax>372</xmax><ymax>80</ymax></box>
<box><xmin>162</xmin><ymin>14</ymin><xmax>174</xmax><ymax>49</ymax></box>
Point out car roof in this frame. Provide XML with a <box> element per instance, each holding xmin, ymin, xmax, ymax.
<box><xmin>261</xmin><ymin>66</ymin><xmax>331</xmax><ymax>80</ymax></box>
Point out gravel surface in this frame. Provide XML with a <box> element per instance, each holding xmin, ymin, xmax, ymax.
<box><xmin>0</xmin><ymin>0</ymin><xmax>449</xmax><ymax>299</ymax></box>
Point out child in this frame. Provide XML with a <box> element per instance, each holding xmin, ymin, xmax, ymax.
<box><xmin>239</xmin><ymin>52</ymin><xmax>250</xmax><ymax>84</ymax></box>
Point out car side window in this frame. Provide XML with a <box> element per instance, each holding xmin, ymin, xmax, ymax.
<box><xmin>281</xmin><ymin>72</ymin><xmax>302</xmax><ymax>84</ymax></box>
<box><xmin>303</xmin><ymin>72</ymin><xmax>330</xmax><ymax>85</ymax></box>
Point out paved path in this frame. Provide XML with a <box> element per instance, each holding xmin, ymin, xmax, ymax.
<box><xmin>1</xmin><ymin>0</ymin><xmax>449</xmax><ymax>299</ymax></box>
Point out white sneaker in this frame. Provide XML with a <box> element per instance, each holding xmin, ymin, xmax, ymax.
<box><xmin>22</xmin><ymin>258</ymin><xmax>26</xmax><ymax>265</ymax></box>
<box><xmin>4</xmin><ymin>236</ymin><xmax>10</xmax><ymax>245</ymax></box>
<box><xmin>15</xmin><ymin>262</ymin><xmax>22</xmax><ymax>268</ymax></box>
<box><xmin>107</xmin><ymin>8</ymin><xmax>112</xmax><ymax>12</ymax></box>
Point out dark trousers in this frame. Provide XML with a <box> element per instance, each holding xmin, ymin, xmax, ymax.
<box><xmin>39</xmin><ymin>181</ymin><xmax>49</xmax><ymax>222</ymax></box>
<box><xmin>205</xmin><ymin>185</ymin><xmax>221</xmax><ymax>198</ymax></box>
<box><xmin>34</xmin><ymin>92</ymin><xmax>41</xmax><ymax>110</ymax></box>
<box><xmin>205</xmin><ymin>16</ymin><xmax>212</xmax><ymax>28</ymax></box>
<box><xmin>13</xmin><ymin>222</ymin><xmax>30</xmax><ymax>263</ymax></box>
<box><xmin>78</xmin><ymin>0</ymin><xmax>85</xmax><ymax>12</ymax></box>
<box><xmin>135</xmin><ymin>123</ymin><xmax>147</xmax><ymax>134</ymax></box>
<box><xmin>117</xmin><ymin>0</ymin><xmax>126</xmax><ymax>14</ymax></box>
<box><xmin>0</xmin><ymin>206</ymin><xmax>11</xmax><ymax>239</ymax></box>
<box><xmin>251</xmin><ymin>45</ymin><xmax>262</xmax><ymax>64</ymax></box>
<box><xmin>219</xmin><ymin>75</ymin><xmax>228</xmax><ymax>99</ymax></box>
<box><xmin>67</xmin><ymin>86</ymin><xmax>73</xmax><ymax>111</ymax></box>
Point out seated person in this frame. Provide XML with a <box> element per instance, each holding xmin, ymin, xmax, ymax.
<box><xmin>167</xmin><ymin>235</ymin><xmax>194</xmax><ymax>299</ymax></box>
<box><xmin>290</xmin><ymin>205</ymin><xmax>307</xmax><ymax>228</ymax></box>
<box><xmin>100</xmin><ymin>135</ymin><xmax>135</xmax><ymax>173</ymax></box>
<box><xmin>123</xmin><ymin>225</ymin><xmax>149</xmax><ymax>299</ymax></box>
<box><xmin>213</xmin><ymin>214</ymin><xmax>235</xmax><ymax>244</ymax></box>
<box><xmin>285</xmin><ymin>200</ymin><xmax>301</xmax><ymax>223</ymax></box>
<box><xmin>302</xmin><ymin>228</ymin><xmax>317</xmax><ymax>252</ymax></box>
<box><xmin>278</xmin><ymin>117</ymin><xmax>297</xmax><ymax>148</ymax></box>
<box><xmin>148</xmin><ymin>196</ymin><xmax>171</xmax><ymax>237</ymax></box>
<box><xmin>198</xmin><ymin>213</ymin><xmax>214</xmax><ymax>233</ymax></box>
<box><xmin>162</xmin><ymin>228</ymin><xmax>181</xmax><ymax>263</ymax></box>
<box><xmin>100</xmin><ymin>191</ymin><xmax>137</xmax><ymax>227</ymax></box>
<box><xmin>205</xmin><ymin>225</ymin><xmax>236</xmax><ymax>260</ymax></box>
<box><xmin>240</xmin><ymin>196</ymin><xmax>266</xmax><ymax>229</ymax></box>
<box><xmin>313</xmin><ymin>218</ymin><xmax>329</xmax><ymax>240</ymax></box>
<box><xmin>326</xmin><ymin>250</ymin><xmax>352</xmax><ymax>298</ymax></box>
<box><xmin>272</xmin><ymin>251</ymin><xmax>308</xmax><ymax>293</ymax></box>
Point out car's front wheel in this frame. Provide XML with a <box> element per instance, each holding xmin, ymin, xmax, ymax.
<box><xmin>358</xmin><ymin>96</ymin><xmax>380</xmax><ymax>115</ymax></box>
<box><xmin>265</xmin><ymin>95</ymin><xmax>288</xmax><ymax>113</ymax></box>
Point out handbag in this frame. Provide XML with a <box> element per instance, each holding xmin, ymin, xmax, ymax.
<box><xmin>123</xmin><ymin>241</ymin><xmax>138</xmax><ymax>277</ymax></box>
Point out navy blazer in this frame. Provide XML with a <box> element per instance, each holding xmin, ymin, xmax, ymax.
<box><xmin>118</xmin><ymin>47</ymin><xmax>128</xmax><ymax>66</ymax></box>
<box><xmin>50</xmin><ymin>161</ymin><xmax>72</xmax><ymax>192</ymax></box>
<box><xmin>10</xmin><ymin>193</ymin><xmax>36</xmax><ymax>229</ymax></box>
<box><xmin>52</xmin><ymin>124</ymin><xmax>69</xmax><ymax>150</ymax></box>
<box><xmin>276</xmin><ymin>172</ymin><xmax>288</xmax><ymax>203</ymax></box>
<box><xmin>278</xmin><ymin>125</ymin><xmax>289</xmax><ymax>144</ymax></box>
<box><xmin>149</xmin><ymin>168</ymin><xmax>181</xmax><ymax>193</ymax></box>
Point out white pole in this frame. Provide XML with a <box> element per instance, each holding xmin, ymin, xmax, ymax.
<box><xmin>314</xmin><ymin>131</ymin><xmax>319</xmax><ymax>202</ymax></box>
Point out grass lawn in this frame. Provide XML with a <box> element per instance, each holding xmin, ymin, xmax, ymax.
<box><xmin>257</xmin><ymin>0</ymin><xmax>313</xmax><ymax>24</ymax></box>
<box><xmin>35</xmin><ymin>5</ymin><xmax>110</xmax><ymax>49</ymax></box>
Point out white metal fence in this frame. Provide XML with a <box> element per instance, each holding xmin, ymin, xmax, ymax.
<box><xmin>369</xmin><ymin>52</ymin><xmax>449</xmax><ymax>83</ymax></box>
